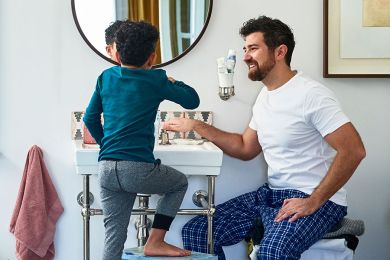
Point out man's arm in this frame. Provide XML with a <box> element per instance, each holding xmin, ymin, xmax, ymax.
<box><xmin>275</xmin><ymin>122</ymin><xmax>366</xmax><ymax>222</ymax></box>
<box><xmin>163</xmin><ymin>118</ymin><xmax>262</xmax><ymax>160</ymax></box>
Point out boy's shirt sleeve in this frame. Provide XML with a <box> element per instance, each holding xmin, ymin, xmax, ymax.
<box><xmin>159</xmin><ymin>74</ymin><xmax>200</xmax><ymax>109</ymax></box>
<box><xmin>83</xmin><ymin>77</ymin><xmax>104</xmax><ymax>145</ymax></box>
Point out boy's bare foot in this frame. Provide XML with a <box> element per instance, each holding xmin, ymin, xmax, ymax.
<box><xmin>144</xmin><ymin>241</ymin><xmax>191</xmax><ymax>257</ymax></box>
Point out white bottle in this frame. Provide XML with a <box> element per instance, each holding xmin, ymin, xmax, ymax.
<box><xmin>226</xmin><ymin>49</ymin><xmax>236</xmax><ymax>73</ymax></box>
<box><xmin>227</xmin><ymin>49</ymin><xmax>236</xmax><ymax>63</ymax></box>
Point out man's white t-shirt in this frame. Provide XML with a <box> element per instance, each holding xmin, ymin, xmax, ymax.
<box><xmin>249</xmin><ymin>72</ymin><xmax>350</xmax><ymax>206</ymax></box>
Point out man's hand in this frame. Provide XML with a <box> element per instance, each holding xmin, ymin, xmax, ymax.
<box><xmin>163</xmin><ymin>118</ymin><xmax>196</xmax><ymax>133</ymax></box>
<box><xmin>165</xmin><ymin>120</ymin><xmax>262</xmax><ymax>160</ymax></box>
<box><xmin>274</xmin><ymin>197</ymin><xmax>321</xmax><ymax>223</ymax></box>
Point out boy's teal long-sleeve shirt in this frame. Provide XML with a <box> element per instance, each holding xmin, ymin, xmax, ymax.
<box><xmin>83</xmin><ymin>66</ymin><xmax>200</xmax><ymax>162</ymax></box>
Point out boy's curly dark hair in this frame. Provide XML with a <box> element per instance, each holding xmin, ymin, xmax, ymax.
<box><xmin>115</xmin><ymin>21</ymin><xmax>159</xmax><ymax>67</ymax></box>
<box><xmin>105</xmin><ymin>20</ymin><xmax>124</xmax><ymax>45</ymax></box>
<box><xmin>239</xmin><ymin>16</ymin><xmax>295</xmax><ymax>67</ymax></box>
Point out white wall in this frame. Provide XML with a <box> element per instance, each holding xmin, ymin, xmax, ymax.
<box><xmin>0</xmin><ymin>0</ymin><xmax>389</xmax><ymax>259</ymax></box>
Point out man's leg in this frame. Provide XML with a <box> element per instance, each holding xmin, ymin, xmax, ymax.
<box><xmin>257</xmin><ymin>189</ymin><xmax>347</xmax><ymax>260</ymax></box>
<box><xmin>182</xmin><ymin>190</ymin><xmax>263</xmax><ymax>259</ymax></box>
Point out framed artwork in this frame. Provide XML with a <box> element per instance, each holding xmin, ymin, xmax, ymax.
<box><xmin>323</xmin><ymin>0</ymin><xmax>390</xmax><ymax>78</ymax></box>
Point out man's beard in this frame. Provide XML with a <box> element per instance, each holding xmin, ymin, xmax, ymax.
<box><xmin>248</xmin><ymin>56</ymin><xmax>275</xmax><ymax>81</ymax></box>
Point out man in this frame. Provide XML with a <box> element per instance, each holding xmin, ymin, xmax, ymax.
<box><xmin>163</xmin><ymin>16</ymin><xmax>366</xmax><ymax>259</ymax></box>
<box><xmin>104</xmin><ymin>20</ymin><xmax>124</xmax><ymax>61</ymax></box>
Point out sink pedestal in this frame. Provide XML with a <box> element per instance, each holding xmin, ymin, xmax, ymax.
<box><xmin>73</xmin><ymin>141</ymin><xmax>223</xmax><ymax>260</ymax></box>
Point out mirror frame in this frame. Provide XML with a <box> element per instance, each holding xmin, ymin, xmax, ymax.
<box><xmin>71</xmin><ymin>0</ymin><xmax>213</xmax><ymax>68</ymax></box>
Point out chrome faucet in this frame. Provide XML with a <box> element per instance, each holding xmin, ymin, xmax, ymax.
<box><xmin>160</xmin><ymin>129</ymin><xmax>170</xmax><ymax>145</ymax></box>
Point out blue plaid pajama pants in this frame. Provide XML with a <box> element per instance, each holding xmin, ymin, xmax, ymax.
<box><xmin>182</xmin><ymin>184</ymin><xmax>347</xmax><ymax>260</ymax></box>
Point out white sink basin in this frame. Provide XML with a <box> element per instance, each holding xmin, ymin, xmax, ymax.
<box><xmin>73</xmin><ymin>140</ymin><xmax>223</xmax><ymax>176</ymax></box>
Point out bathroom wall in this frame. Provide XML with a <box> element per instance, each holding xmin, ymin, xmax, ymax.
<box><xmin>0</xmin><ymin>0</ymin><xmax>389</xmax><ymax>259</ymax></box>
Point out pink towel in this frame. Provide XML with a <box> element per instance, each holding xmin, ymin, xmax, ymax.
<box><xmin>9</xmin><ymin>145</ymin><xmax>64</xmax><ymax>260</ymax></box>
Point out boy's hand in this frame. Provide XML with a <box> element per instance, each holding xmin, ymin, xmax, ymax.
<box><xmin>168</xmin><ymin>77</ymin><xmax>176</xmax><ymax>83</ymax></box>
<box><xmin>163</xmin><ymin>118</ymin><xmax>195</xmax><ymax>132</ymax></box>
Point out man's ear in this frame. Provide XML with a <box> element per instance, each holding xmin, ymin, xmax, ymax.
<box><xmin>275</xmin><ymin>44</ymin><xmax>288</xmax><ymax>61</ymax></box>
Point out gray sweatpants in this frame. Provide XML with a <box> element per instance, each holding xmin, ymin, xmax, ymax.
<box><xmin>98</xmin><ymin>159</ymin><xmax>188</xmax><ymax>260</ymax></box>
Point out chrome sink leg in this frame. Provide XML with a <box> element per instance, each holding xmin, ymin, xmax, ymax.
<box><xmin>81</xmin><ymin>174</ymin><xmax>91</xmax><ymax>260</ymax></box>
<box><xmin>207</xmin><ymin>175</ymin><xmax>216</xmax><ymax>255</ymax></box>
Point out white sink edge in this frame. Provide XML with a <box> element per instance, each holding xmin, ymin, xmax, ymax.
<box><xmin>73</xmin><ymin>141</ymin><xmax>223</xmax><ymax>176</ymax></box>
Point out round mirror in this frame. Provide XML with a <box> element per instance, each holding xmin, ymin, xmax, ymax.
<box><xmin>71</xmin><ymin>0</ymin><xmax>213</xmax><ymax>68</ymax></box>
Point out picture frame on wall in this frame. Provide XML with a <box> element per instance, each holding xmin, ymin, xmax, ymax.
<box><xmin>323</xmin><ymin>0</ymin><xmax>390</xmax><ymax>78</ymax></box>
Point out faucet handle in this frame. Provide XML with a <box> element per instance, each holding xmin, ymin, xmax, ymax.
<box><xmin>160</xmin><ymin>129</ymin><xmax>170</xmax><ymax>145</ymax></box>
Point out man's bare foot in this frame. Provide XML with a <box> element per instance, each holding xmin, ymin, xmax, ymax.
<box><xmin>144</xmin><ymin>241</ymin><xmax>191</xmax><ymax>257</ymax></box>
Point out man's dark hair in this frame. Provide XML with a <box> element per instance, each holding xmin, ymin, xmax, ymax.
<box><xmin>115</xmin><ymin>21</ymin><xmax>159</xmax><ymax>66</ymax></box>
<box><xmin>239</xmin><ymin>16</ymin><xmax>295</xmax><ymax>66</ymax></box>
<box><xmin>105</xmin><ymin>20</ymin><xmax>124</xmax><ymax>45</ymax></box>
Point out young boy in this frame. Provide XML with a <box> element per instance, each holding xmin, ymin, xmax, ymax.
<box><xmin>83</xmin><ymin>21</ymin><xmax>199</xmax><ymax>259</ymax></box>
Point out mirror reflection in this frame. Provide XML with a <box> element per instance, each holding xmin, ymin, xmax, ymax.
<box><xmin>72</xmin><ymin>0</ymin><xmax>212</xmax><ymax>67</ymax></box>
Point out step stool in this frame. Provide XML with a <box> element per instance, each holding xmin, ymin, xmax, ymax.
<box><xmin>122</xmin><ymin>247</ymin><xmax>217</xmax><ymax>260</ymax></box>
